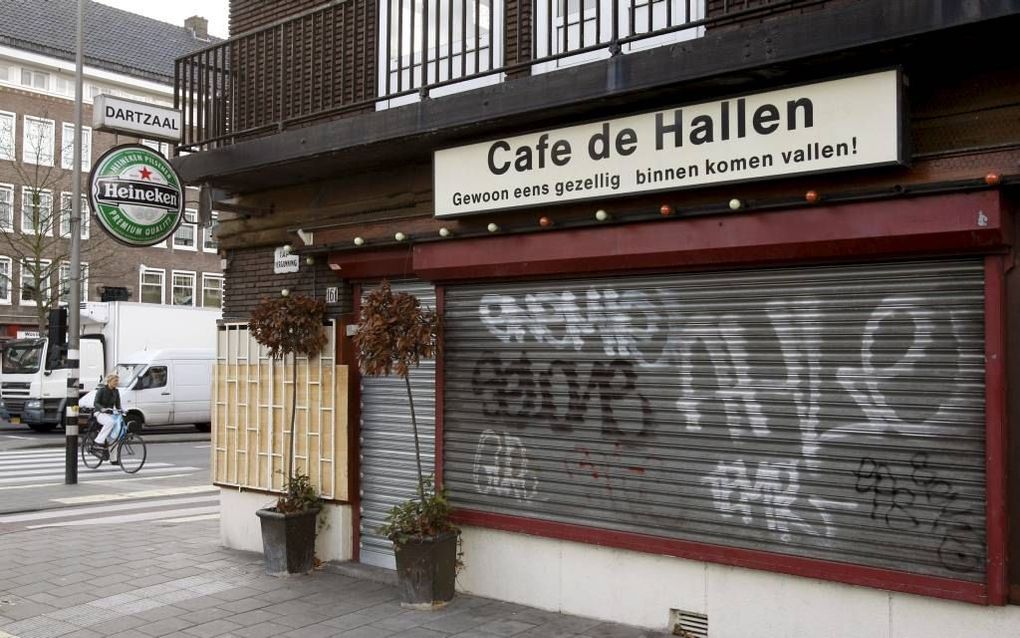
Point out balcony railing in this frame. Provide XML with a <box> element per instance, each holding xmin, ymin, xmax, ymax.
<box><xmin>175</xmin><ymin>0</ymin><xmax>823</xmax><ymax>152</ymax></box>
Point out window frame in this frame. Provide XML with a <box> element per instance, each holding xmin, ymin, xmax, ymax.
<box><xmin>172</xmin><ymin>209</ymin><xmax>198</xmax><ymax>251</ymax></box>
<box><xmin>21</xmin><ymin>115</ymin><xmax>55</xmax><ymax>166</ymax></box>
<box><xmin>20</xmin><ymin>258</ymin><xmax>52</xmax><ymax>307</ymax></box>
<box><xmin>0</xmin><ymin>183</ymin><xmax>14</xmax><ymax>232</ymax></box>
<box><xmin>0</xmin><ymin>256</ymin><xmax>12</xmax><ymax>305</ymax></box>
<box><xmin>59</xmin><ymin>191</ymin><xmax>90</xmax><ymax>239</ymax></box>
<box><xmin>171</xmin><ymin>269</ymin><xmax>197</xmax><ymax>307</ymax></box>
<box><xmin>0</xmin><ymin>110</ymin><xmax>15</xmax><ymax>162</ymax></box>
<box><xmin>202</xmin><ymin>212</ymin><xmax>219</xmax><ymax>252</ymax></box>
<box><xmin>139</xmin><ymin>266</ymin><xmax>166</xmax><ymax>305</ymax></box>
<box><xmin>60</xmin><ymin>122</ymin><xmax>92</xmax><ymax>171</ymax></box>
<box><xmin>20</xmin><ymin>68</ymin><xmax>49</xmax><ymax>91</ymax></box>
<box><xmin>201</xmin><ymin>273</ymin><xmax>223</xmax><ymax>308</ymax></box>
<box><xmin>21</xmin><ymin>187</ymin><xmax>53</xmax><ymax>236</ymax></box>
<box><xmin>58</xmin><ymin>261</ymin><xmax>89</xmax><ymax>304</ymax></box>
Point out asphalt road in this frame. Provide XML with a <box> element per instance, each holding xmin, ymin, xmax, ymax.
<box><xmin>0</xmin><ymin>419</ymin><xmax>210</xmax><ymax>451</ymax></box>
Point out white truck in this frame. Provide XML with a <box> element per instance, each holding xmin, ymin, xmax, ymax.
<box><xmin>1</xmin><ymin>302</ymin><xmax>220</xmax><ymax>432</ymax></box>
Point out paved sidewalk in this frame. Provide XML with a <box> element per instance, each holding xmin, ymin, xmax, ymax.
<box><xmin>0</xmin><ymin>519</ymin><xmax>669</xmax><ymax>638</ymax></box>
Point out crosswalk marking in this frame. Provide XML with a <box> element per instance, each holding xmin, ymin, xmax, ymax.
<box><xmin>0</xmin><ymin>495</ymin><xmax>219</xmax><ymax>524</ymax></box>
<box><xmin>0</xmin><ymin>462</ymin><xmax>179</xmax><ymax>477</ymax></box>
<box><xmin>28</xmin><ymin>505</ymin><xmax>221</xmax><ymax>528</ymax></box>
<box><xmin>0</xmin><ymin>466</ymin><xmax>200</xmax><ymax>485</ymax></box>
<box><xmin>0</xmin><ymin>449</ymin><xmax>202</xmax><ymax>489</ymax></box>
<box><xmin>54</xmin><ymin>484</ymin><xmax>218</xmax><ymax>504</ymax></box>
<box><xmin>161</xmin><ymin>513</ymin><xmax>219</xmax><ymax>523</ymax></box>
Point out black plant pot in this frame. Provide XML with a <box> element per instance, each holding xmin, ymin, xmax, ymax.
<box><xmin>256</xmin><ymin>507</ymin><xmax>320</xmax><ymax>576</ymax></box>
<box><xmin>393</xmin><ymin>531</ymin><xmax>459</xmax><ymax>609</ymax></box>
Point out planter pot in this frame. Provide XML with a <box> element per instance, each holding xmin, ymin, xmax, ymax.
<box><xmin>393</xmin><ymin>531</ymin><xmax>459</xmax><ymax>609</ymax></box>
<box><xmin>256</xmin><ymin>506</ymin><xmax>320</xmax><ymax>576</ymax></box>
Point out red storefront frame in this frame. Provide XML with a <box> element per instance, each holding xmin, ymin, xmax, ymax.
<box><xmin>332</xmin><ymin>190</ymin><xmax>1011</xmax><ymax>604</ymax></box>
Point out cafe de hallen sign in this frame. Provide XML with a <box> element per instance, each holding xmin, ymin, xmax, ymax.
<box><xmin>434</xmin><ymin>70</ymin><xmax>904</xmax><ymax>217</ymax></box>
<box><xmin>89</xmin><ymin>144</ymin><xmax>184</xmax><ymax>247</ymax></box>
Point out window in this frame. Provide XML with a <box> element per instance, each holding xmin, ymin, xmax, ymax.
<box><xmin>173</xmin><ymin>210</ymin><xmax>197</xmax><ymax>250</ymax></box>
<box><xmin>20</xmin><ymin>68</ymin><xmax>49</xmax><ymax>90</ymax></box>
<box><xmin>139</xmin><ymin>267</ymin><xmax>165</xmax><ymax>304</ymax></box>
<box><xmin>202</xmin><ymin>274</ymin><xmax>223</xmax><ymax>308</ymax></box>
<box><xmin>533</xmin><ymin>0</ymin><xmax>705</xmax><ymax>72</ymax></box>
<box><xmin>53</xmin><ymin>76</ymin><xmax>74</xmax><ymax>97</ymax></box>
<box><xmin>0</xmin><ymin>111</ymin><xmax>14</xmax><ymax>161</ymax></box>
<box><xmin>172</xmin><ymin>271</ymin><xmax>196</xmax><ymax>306</ymax></box>
<box><xmin>20</xmin><ymin>259</ymin><xmax>52</xmax><ymax>306</ymax></box>
<box><xmin>141</xmin><ymin>138</ymin><xmax>171</xmax><ymax>157</ymax></box>
<box><xmin>377</xmin><ymin>0</ymin><xmax>503</xmax><ymax>108</ymax></box>
<box><xmin>61</xmin><ymin>123</ymin><xmax>92</xmax><ymax>170</ymax></box>
<box><xmin>134</xmin><ymin>366</ymin><xmax>168</xmax><ymax>390</ymax></box>
<box><xmin>0</xmin><ymin>184</ymin><xmax>13</xmax><ymax>232</ymax></box>
<box><xmin>0</xmin><ymin>65</ymin><xmax>8</xmax><ymax>82</ymax></box>
<box><xmin>59</xmin><ymin>192</ymin><xmax>89</xmax><ymax>239</ymax></box>
<box><xmin>58</xmin><ymin>261</ymin><xmax>88</xmax><ymax>304</ymax></box>
<box><xmin>22</xmin><ymin>116</ymin><xmax>54</xmax><ymax>166</ymax></box>
<box><xmin>0</xmin><ymin>256</ymin><xmax>11</xmax><ymax>305</ymax></box>
<box><xmin>21</xmin><ymin>188</ymin><xmax>53</xmax><ymax>235</ymax></box>
<box><xmin>203</xmin><ymin>213</ymin><xmax>218</xmax><ymax>252</ymax></box>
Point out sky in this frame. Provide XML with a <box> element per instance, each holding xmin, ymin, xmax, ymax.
<box><xmin>94</xmin><ymin>0</ymin><xmax>231</xmax><ymax>39</ymax></box>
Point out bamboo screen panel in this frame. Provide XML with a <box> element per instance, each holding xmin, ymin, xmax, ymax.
<box><xmin>213</xmin><ymin>321</ymin><xmax>349</xmax><ymax>501</ymax></box>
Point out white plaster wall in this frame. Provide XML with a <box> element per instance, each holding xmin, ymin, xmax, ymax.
<box><xmin>457</xmin><ymin>526</ymin><xmax>1020</xmax><ymax>638</ymax></box>
<box><xmin>218</xmin><ymin>488</ymin><xmax>353</xmax><ymax>562</ymax></box>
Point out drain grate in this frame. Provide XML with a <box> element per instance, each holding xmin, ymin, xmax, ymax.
<box><xmin>670</xmin><ymin>609</ymin><xmax>708</xmax><ymax>638</ymax></box>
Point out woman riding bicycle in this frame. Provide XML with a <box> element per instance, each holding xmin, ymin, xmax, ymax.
<box><xmin>93</xmin><ymin>373</ymin><xmax>122</xmax><ymax>463</ymax></box>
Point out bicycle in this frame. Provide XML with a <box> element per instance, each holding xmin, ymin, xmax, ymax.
<box><xmin>80</xmin><ymin>409</ymin><xmax>147</xmax><ymax>474</ymax></box>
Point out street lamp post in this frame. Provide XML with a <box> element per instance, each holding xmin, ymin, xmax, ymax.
<box><xmin>65</xmin><ymin>0</ymin><xmax>84</xmax><ymax>485</ymax></box>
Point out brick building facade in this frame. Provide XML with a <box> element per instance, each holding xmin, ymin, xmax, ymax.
<box><xmin>0</xmin><ymin>0</ymin><xmax>222</xmax><ymax>335</ymax></box>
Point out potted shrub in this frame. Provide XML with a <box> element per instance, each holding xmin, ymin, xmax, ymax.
<box><xmin>249</xmin><ymin>293</ymin><xmax>329</xmax><ymax>575</ymax></box>
<box><xmin>355</xmin><ymin>281</ymin><xmax>458</xmax><ymax>608</ymax></box>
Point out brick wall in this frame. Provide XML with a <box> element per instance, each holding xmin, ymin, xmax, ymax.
<box><xmin>0</xmin><ymin>85</ymin><xmax>222</xmax><ymax>328</ymax></box>
<box><xmin>223</xmin><ymin>246</ymin><xmax>351</xmax><ymax>322</ymax></box>
<box><xmin>229</xmin><ymin>0</ymin><xmax>331</xmax><ymax>36</ymax></box>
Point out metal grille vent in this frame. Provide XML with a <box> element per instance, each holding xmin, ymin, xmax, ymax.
<box><xmin>671</xmin><ymin>609</ymin><xmax>708</xmax><ymax>638</ymax></box>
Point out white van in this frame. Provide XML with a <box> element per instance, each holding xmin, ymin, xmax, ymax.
<box><xmin>113</xmin><ymin>348</ymin><xmax>214</xmax><ymax>433</ymax></box>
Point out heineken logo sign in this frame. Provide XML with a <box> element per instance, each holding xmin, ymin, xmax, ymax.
<box><xmin>89</xmin><ymin>145</ymin><xmax>184</xmax><ymax>247</ymax></box>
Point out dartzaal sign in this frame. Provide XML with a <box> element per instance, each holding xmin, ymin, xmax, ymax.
<box><xmin>434</xmin><ymin>70</ymin><xmax>904</xmax><ymax>217</ymax></box>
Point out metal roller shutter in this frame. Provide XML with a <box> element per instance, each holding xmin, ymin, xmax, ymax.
<box><xmin>443</xmin><ymin>259</ymin><xmax>987</xmax><ymax>581</ymax></box>
<box><xmin>359</xmin><ymin>281</ymin><xmax>437</xmax><ymax>569</ymax></box>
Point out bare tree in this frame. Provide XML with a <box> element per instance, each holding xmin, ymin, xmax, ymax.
<box><xmin>0</xmin><ymin>112</ymin><xmax>122</xmax><ymax>332</ymax></box>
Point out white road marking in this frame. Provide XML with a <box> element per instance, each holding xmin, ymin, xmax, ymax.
<box><xmin>0</xmin><ymin>466</ymin><xmax>201</xmax><ymax>484</ymax></box>
<box><xmin>54</xmin><ymin>485</ymin><xmax>218</xmax><ymax>504</ymax></box>
<box><xmin>0</xmin><ymin>463</ymin><xmax>177</xmax><ymax>477</ymax></box>
<box><xmin>0</xmin><ymin>495</ymin><xmax>219</xmax><ymax>523</ymax></box>
<box><xmin>28</xmin><ymin>505</ymin><xmax>221</xmax><ymax>528</ymax></box>
<box><xmin>159</xmin><ymin>513</ymin><xmax>219</xmax><ymax>523</ymax></box>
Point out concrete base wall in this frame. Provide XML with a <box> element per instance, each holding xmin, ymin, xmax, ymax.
<box><xmin>458</xmin><ymin>526</ymin><xmax>1020</xmax><ymax>638</ymax></box>
<box><xmin>219</xmin><ymin>488</ymin><xmax>353</xmax><ymax>561</ymax></box>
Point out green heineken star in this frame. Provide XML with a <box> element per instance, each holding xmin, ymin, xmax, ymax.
<box><xmin>89</xmin><ymin>144</ymin><xmax>185</xmax><ymax>247</ymax></box>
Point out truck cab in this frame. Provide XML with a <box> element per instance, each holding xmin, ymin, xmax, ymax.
<box><xmin>1</xmin><ymin>336</ymin><xmax>104</xmax><ymax>432</ymax></box>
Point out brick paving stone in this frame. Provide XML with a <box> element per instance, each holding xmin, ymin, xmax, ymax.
<box><xmin>282</xmin><ymin>622</ymin><xmax>345</xmax><ymax>638</ymax></box>
<box><xmin>216</xmin><ymin>597</ymin><xmax>268</xmax><ymax>614</ymax></box>
<box><xmin>231</xmin><ymin>621</ymin><xmax>293</xmax><ymax>638</ymax></box>
<box><xmin>177</xmin><ymin>608</ymin><xmax>229</xmax><ymax>625</ymax></box>
<box><xmin>182</xmin><ymin>618</ymin><xmax>243</xmax><ymax>637</ymax></box>
<box><xmin>336</xmin><ymin>625</ymin><xmax>396</xmax><ymax>638</ymax></box>
<box><xmin>224</xmin><ymin>609</ymin><xmax>278</xmax><ymax>627</ymax></box>
<box><xmin>136</xmin><ymin>616</ymin><xmax>195</xmax><ymax>637</ymax></box>
<box><xmin>476</xmin><ymin>619</ymin><xmax>538</xmax><ymax>636</ymax></box>
<box><xmin>393</xmin><ymin>628</ymin><xmax>451</xmax><ymax>638</ymax></box>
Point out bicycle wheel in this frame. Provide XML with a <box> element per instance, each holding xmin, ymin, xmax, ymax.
<box><xmin>80</xmin><ymin>423</ymin><xmax>104</xmax><ymax>469</ymax></box>
<box><xmin>117</xmin><ymin>433</ymin><xmax>147</xmax><ymax>474</ymax></box>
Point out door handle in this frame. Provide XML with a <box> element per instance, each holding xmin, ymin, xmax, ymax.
<box><xmin>161</xmin><ymin>392</ymin><xmax>171</xmax><ymax>396</ymax></box>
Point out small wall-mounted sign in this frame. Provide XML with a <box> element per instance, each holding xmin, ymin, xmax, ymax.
<box><xmin>273</xmin><ymin>247</ymin><xmax>299</xmax><ymax>274</ymax></box>
<box><xmin>325</xmin><ymin>287</ymin><xmax>340</xmax><ymax>305</ymax></box>
<box><xmin>93</xmin><ymin>95</ymin><xmax>182</xmax><ymax>143</ymax></box>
